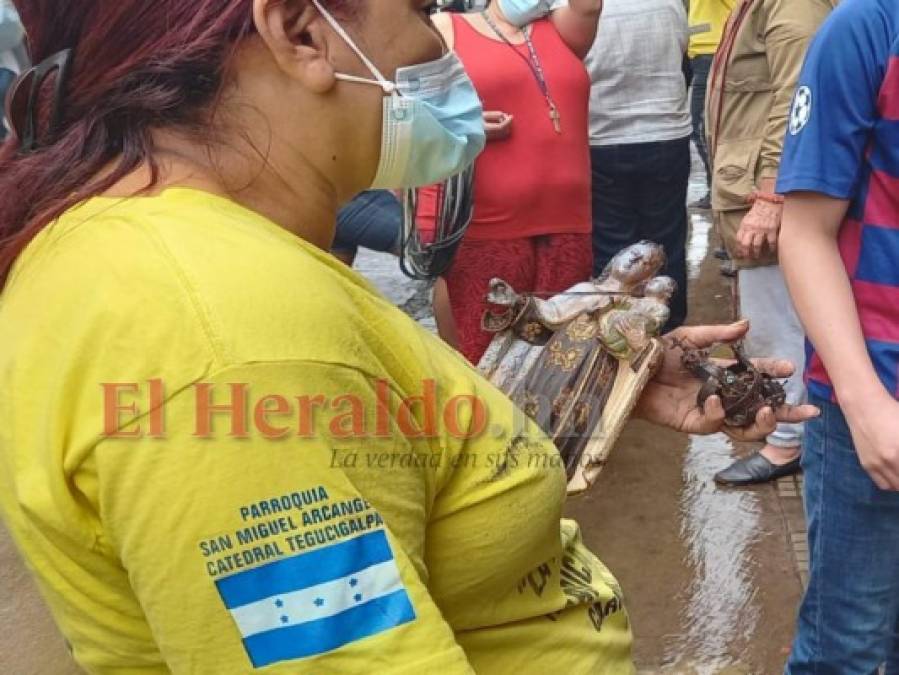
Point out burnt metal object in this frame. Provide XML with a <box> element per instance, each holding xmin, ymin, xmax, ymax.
<box><xmin>680</xmin><ymin>342</ymin><xmax>787</xmax><ymax>427</ymax></box>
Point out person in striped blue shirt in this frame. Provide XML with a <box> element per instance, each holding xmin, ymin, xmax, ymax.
<box><xmin>778</xmin><ymin>0</ymin><xmax>899</xmax><ymax>670</ymax></box>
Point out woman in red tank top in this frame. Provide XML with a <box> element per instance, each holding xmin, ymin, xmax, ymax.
<box><xmin>427</xmin><ymin>2</ymin><xmax>603</xmax><ymax>364</ymax></box>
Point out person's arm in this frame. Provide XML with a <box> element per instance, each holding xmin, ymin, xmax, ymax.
<box><xmin>549</xmin><ymin>0</ymin><xmax>604</xmax><ymax>59</ymax></box>
<box><xmin>494</xmin><ymin>0</ymin><xmax>603</xmax><ymax>59</ymax></box>
<box><xmin>735</xmin><ymin>176</ymin><xmax>781</xmax><ymax>258</ymax></box>
<box><xmin>781</xmin><ymin>194</ymin><xmax>899</xmax><ymax>490</ymax></box>
<box><xmin>780</xmin><ymin>195</ymin><xmax>874</xmax><ymax>397</ymax></box>
<box><xmin>96</xmin><ymin>362</ymin><xmax>476</xmax><ymax>672</ymax></box>
<box><xmin>782</xmin><ymin>195</ymin><xmax>899</xmax><ymax>491</ymax></box>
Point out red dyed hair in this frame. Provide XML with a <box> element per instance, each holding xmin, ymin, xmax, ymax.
<box><xmin>0</xmin><ymin>0</ymin><xmax>351</xmax><ymax>289</ymax></box>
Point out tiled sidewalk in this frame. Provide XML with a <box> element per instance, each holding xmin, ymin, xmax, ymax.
<box><xmin>776</xmin><ymin>474</ymin><xmax>809</xmax><ymax>590</ymax></box>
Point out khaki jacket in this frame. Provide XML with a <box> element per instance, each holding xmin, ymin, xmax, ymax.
<box><xmin>706</xmin><ymin>0</ymin><xmax>836</xmax><ymax>268</ymax></box>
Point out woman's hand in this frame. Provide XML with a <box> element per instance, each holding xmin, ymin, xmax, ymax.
<box><xmin>484</xmin><ymin>111</ymin><xmax>514</xmax><ymax>141</ymax></box>
<box><xmin>634</xmin><ymin>320</ymin><xmax>820</xmax><ymax>439</ymax></box>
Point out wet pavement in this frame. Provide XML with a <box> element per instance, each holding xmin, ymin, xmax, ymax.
<box><xmin>0</xmin><ymin>160</ymin><xmax>809</xmax><ymax>674</ymax></box>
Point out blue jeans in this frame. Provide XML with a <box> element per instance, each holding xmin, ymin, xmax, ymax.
<box><xmin>332</xmin><ymin>190</ymin><xmax>402</xmax><ymax>256</ymax></box>
<box><xmin>787</xmin><ymin>395</ymin><xmax>899</xmax><ymax>674</ymax></box>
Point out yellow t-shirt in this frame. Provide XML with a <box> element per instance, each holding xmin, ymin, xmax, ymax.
<box><xmin>688</xmin><ymin>0</ymin><xmax>737</xmax><ymax>57</ymax></box>
<box><xmin>0</xmin><ymin>188</ymin><xmax>634</xmax><ymax>674</ymax></box>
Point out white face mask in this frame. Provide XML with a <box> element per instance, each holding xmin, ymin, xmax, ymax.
<box><xmin>312</xmin><ymin>0</ymin><xmax>486</xmax><ymax>189</ymax></box>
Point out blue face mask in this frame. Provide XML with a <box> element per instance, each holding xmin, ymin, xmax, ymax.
<box><xmin>497</xmin><ymin>0</ymin><xmax>563</xmax><ymax>27</ymax></box>
<box><xmin>313</xmin><ymin>1</ymin><xmax>486</xmax><ymax>189</ymax></box>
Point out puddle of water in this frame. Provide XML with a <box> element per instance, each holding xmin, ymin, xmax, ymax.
<box><xmin>663</xmin><ymin>434</ymin><xmax>762</xmax><ymax>674</ymax></box>
<box><xmin>687</xmin><ymin>211</ymin><xmax>712</xmax><ymax>282</ymax></box>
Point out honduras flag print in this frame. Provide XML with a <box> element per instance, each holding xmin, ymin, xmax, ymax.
<box><xmin>215</xmin><ymin>530</ymin><xmax>416</xmax><ymax>668</ymax></box>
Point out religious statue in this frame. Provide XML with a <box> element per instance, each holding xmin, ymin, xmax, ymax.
<box><xmin>598</xmin><ymin>276</ymin><xmax>676</xmax><ymax>360</ymax></box>
<box><xmin>478</xmin><ymin>242</ymin><xmax>675</xmax><ymax>494</ymax></box>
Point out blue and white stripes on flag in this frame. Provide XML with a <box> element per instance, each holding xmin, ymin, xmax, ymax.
<box><xmin>215</xmin><ymin>530</ymin><xmax>416</xmax><ymax>668</ymax></box>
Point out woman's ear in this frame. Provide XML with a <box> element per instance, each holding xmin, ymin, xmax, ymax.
<box><xmin>252</xmin><ymin>0</ymin><xmax>337</xmax><ymax>94</ymax></box>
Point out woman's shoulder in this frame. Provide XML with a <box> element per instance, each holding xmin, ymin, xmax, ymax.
<box><xmin>29</xmin><ymin>188</ymin><xmax>307</xmax><ymax>283</ymax></box>
<box><xmin>3</xmin><ymin>189</ymin><xmax>293</xmax><ymax>351</ymax></box>
<box><xmin>9</xmin><ymin>194</ymin><xmax>187</xmax><ymax>294</ymax></box>
<box><xmin>0</xmin><ymin>194</ymin><xmax>226</xmax><ymax>396</ymax></box>
<box><xmin>431</xmin><ymin>11</ymin><xmax>457</xmax><ymax>50</ymax></box>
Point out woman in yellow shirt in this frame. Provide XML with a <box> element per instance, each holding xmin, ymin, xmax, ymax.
<box><xmin>0</xmin><ymin>1</ymin><xmax>814</xmax><ymax>673</ymax></box>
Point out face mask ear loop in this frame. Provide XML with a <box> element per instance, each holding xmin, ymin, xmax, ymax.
<box><xmin>310</xmin><ymin>0</ymin><xmax>396</xmax><ymax>93</ymax></box>
<box><xmin>334</xmin><ymin>73</ymin><xmax>396</xmax><ymax>94</ymax></box>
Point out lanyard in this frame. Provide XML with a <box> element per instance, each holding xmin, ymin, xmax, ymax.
<box><xmin>481</xmin><ymin>11</ymin><xmax>562</xmax><ymax>134</ymax></box>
